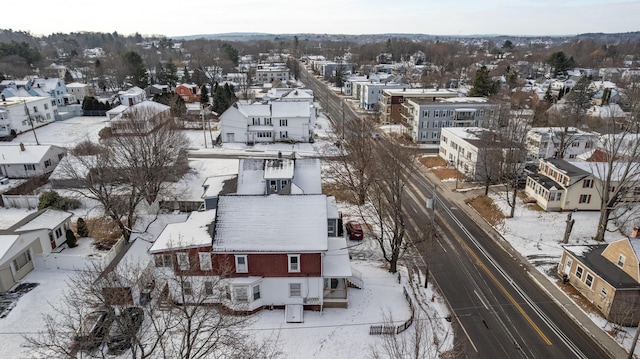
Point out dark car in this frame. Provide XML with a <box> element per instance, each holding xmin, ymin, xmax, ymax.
<box><xmin>71</xmin><ymin>308</ymin><xmax>114</xmax><ymax>352</ymax></box>
<box><xmin>345</xmin><ymin>220</ymin><xmax>364</xmax><ymax>240</ymax></box>
<box><xmin>106</xmin><ymin>307</ymin><xmax>145</xmax><ymax>354</ymax></box>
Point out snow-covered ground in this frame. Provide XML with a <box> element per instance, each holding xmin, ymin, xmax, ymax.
<box><xmin>486</xmin><ymin>189</ymin><xmax>639</xmax><ymax>356</ymax></box>
<box><xmin>0</xmin><ymin>110</ymin><xmax>453</xmax><ymax>358</ymax></box>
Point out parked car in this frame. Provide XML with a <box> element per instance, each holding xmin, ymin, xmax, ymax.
<box><xmin>71</xmin><ymin>308</ymin><xmax>114</xmax><ymax>352</ymax></box>
<box><xmin>345</xmin><ymin>220</ymin><xmax>364</xmax><ymax>240</ymax></box>
<box><xmin>106</xmin><ymin>307</ymin><xmax>144</xmax><ymax>354</ymax></box>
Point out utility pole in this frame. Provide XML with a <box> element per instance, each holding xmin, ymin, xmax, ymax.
<box><xmin>425</xmin><ymin>186</ymin><xmax>437</xmax><ymax>288</ymax></box>
<box><xmin>23</xmin><ymin>100</ymin><xmax>40</xmax><ymax>145</ymax></box>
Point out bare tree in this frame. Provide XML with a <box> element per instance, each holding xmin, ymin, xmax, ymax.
<box><xmin>591</xmin><ymin>91</ymin><xmax>640</xmax><ymax>241</ymax></box>
<box><xmin>25</xmin><ymin>256</ymin><xmax>281</xmax><ymax>359</ymax></box>
<box><xmin>362</xmin><ymin>139</ymin><xmax>417</xmax><ymax>273</ymax></box>
<box><xmin>58</xmin><ymin>107</ymin><xmax>191</xmax><ymax>243</ymax></box>
<box><xmin>370</xmin><ymin>311</ymin><xmax>455</xmax><ymax>359</ymax></box>
<box><xmin>324</xmin><ymin>116</ymin><xmax>377</xmax><ymax>205</ymax></box>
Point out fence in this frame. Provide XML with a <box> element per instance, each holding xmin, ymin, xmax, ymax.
<box><xmin>1</xmin><ymin>194</ymin><xmax>39</xmax><ymax>209</ymax></box>
<box><xmin>369</xmin><ymin>278</ymin><xmax>415</xmax><ymax>335</ymax></box>
<box><xmin>34</xmin><ymin>237</ymin><xmax>125</xmax><ymax>271</ymax></box>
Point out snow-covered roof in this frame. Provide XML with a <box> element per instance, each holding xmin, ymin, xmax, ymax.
<box><xmin>236</xmin><ymin>158</ymin><xmax>322</xmax><ymax>195</ymax></box>
<box><xmin>238</xmin><ymin>103</ymin><xmax>271</xmax><ymax>117</ymax></box>
<box><xmin>149</xmin><ymin>210</ymin><xmax>216</xmax><ymax>253</ymax></box>
<box><xmin>13</xmin><ymin>209</ymin><xmax>71</xmax><ymax>232</ymax></box>
<box><xmin>0</xmin><ymin>234</ymin><xmax>20</xmax><ymax>263</ymax></box>
<box><xmin>323</xmin><ymin>237</ymin><xmax>352</xmax><ymax>277</ymax></box>
<box><xmin>326</xmin><ymin>196</ymin><xmax>339</xmax><ymax>220</ymax></box>
<box><xmin>212</xmin><ymin>195</ymin><xmax>328</xmax><ymax>252</ymax></box>
<box><xmin>571</xmin><ymin>161</ymin><xmax>640</xmax><ymax>182</ymax></box>
<box><xmin>271</xmin><ymin>101</ymin><xmax>311</xmax><ymax>117</ymax></box>
<box><xmin>202</xmin><ymin>175</ymin><xmax>236</xmax><ymax>198</ymax></box>
<box><xmin>0</xmin><ymin>145</ymin><xmax>59</xmax><ymax>165</ymax></box>
<box><xmin>264</xmin><ymin>158</ymin><xmax>294</xmax><ymax>180</ymax></box>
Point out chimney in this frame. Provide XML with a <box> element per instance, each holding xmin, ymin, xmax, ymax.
<box><xmin>19</xmin><ymin>142</ymin><xmax>25</xmax><ymax>151</ymax></box>
<box><xmin>1</xmin><ymin>94</ymin><xmax>5</xmax><ymax>102</ymax></box>
<box><xmin>632</xmin><ymin>227</ymin><xmax>639</xmax><ymax>238</ymax></box>
<box><xmin>278</xmin><ymin>151</ymin><xmax>282</xmax><ymax>158</ymax></box>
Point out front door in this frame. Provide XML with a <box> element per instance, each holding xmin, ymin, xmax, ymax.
<box><xmin>49</xmin><ymin>232</ymin><xmax>56</xmax><ymax>250</ymax></box>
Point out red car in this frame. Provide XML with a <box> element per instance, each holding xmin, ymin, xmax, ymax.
<box><xmin>345</xmin><ymin>221</ymin><xmax>364</xmax><ymax>240</ymax></box>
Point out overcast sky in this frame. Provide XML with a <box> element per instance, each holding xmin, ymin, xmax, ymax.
<box><xmin>6</xmin><ymin>0</ymin><xmax>639</xmax><ymax>37</ymax></box>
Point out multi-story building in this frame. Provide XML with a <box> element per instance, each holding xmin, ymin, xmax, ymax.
<box><xmin>220</xmin><ymin>97</ymin><xmax>317</xmax><ymax>144</ymax></box>
<box><xmin>526</xmin><ymin>127</ymin><xmax>599</xmax><ymax>162</ymax></box>
<box><xmin>0</xmin><ymin>96</ymin><xmax>57</xmax><ymax>137</ymax></box>
<box><xmin>65</xmin><ymin>82</ymin><xmax>96</xmax><ymax>103</ymax></box>
<box><xmin>360</xmin><ymin>82</ymin><xmax>404</xmax><ymax>111</ymax></box>
<box><xmin>402</xmin><ymin>97</ymin><xmax>498</xmax><ymax>144</ymax></box>
<box><xmin>254</xmin><ymin>65</ymin><xmax>289</xmax><ymax>84</ymax></box>
<box><xmin>379</xmin><ymin>88</ymin><xmax>460</xmax><ymax>125</ymax></box>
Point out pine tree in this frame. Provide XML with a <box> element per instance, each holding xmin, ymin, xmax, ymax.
<box><xmin>183</xmin><ymin>67</ymin><xmax>191</xmax><ymax>83</ymax></box>
<box><xmin>65</xmin><ymin>229</ymin><xmax>78</xmax><ymax>248</ymax></box>
<box><xmin>64</xmin><ymin>70</ymin><xmax>73</xmax><ymax>83</ymax></box>
<box><xmin>77</xmin><ymin>217</ymin><xmax>89</xmax><ymax>237</ymax></box>
<box><xmin>468</xmin><ymin>66</ymin><xmax>499</xmax><ymax>97</ymax></box>
<box><xmin>200</xmin><ymin>84</ymin><xmax>209</xmax><ymax>108</ymax></box>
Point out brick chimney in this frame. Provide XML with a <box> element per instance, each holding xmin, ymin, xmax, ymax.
<box><xmin>631</xmin><ymin>227</ymin><xmax>640</xmax><ymax>238</ymax></box>
<box><xmin>19</xmin><ymin>142</ymin><xmax>25</xmax><ymax>152</ymax></box>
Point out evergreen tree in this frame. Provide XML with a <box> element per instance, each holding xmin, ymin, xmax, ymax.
<box><xmin>468</xmin><ymin>66</ymin><xmax>499</xmax><ymax>97</ymax></box>
<box><xmin>64</xmin><ymin>69</ymin><xmax>73</xmax><ymax>83</ymax></box>
<box><xmin>545</xmin><ymin>51</ymin><xmax>574</xmax><ymax>77</ymax></box>
<box><xmin>183</xmin><ymin>66</ymin><xmax>191</xmax><ymax>83</ymax></box>
<box><xmin>221</xmin><ymin>43</ymin><xmax>239</xmax><ymax>66</ymax></box>
<box><xmin>76</xmin><ymin>217</ymin><xmax>89</xmax><ymax>237</ymax></box>
<box><xmin>122</xmin><ymin>50</ymin><xmax>148</xmax><ymax>88</ymax></box>
<box><xmin>200</xmin><ymin>84</ymin><xmax>209</xmax><ymax>108</ymax></box>
<box><xmin>65</xmin><ymin>229</ymin><xmax>78</xmax><ymax>248</ymax></box>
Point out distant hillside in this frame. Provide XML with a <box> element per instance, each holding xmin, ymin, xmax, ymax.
<box><xmin>170</xmin><ymin>31</ymin><xmax>640</xmax><ymax>44</ymax></box>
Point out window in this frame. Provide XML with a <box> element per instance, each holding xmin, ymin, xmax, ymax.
<box><xmin>279</xmin><ymin>119</ymin><xmax>288</xmax><ymax>126</ymax></box>
<box><xmin>585</xmin><ymin>273</ymin><xmax>594</xmax><ymax>287</ymax></box>
<box><xmin>585</xmin><ymin>141</ymin><xmax>593</xmax><ymax>149</ymax></box>
<box><xmin>24</xmin><ymin>164</ymin><xmax>36</xmax><ymax>171</ymax></box>
<box><xmin>288</xmin><ymin>254</ymin><xmax>300</xmax><ymax>272</ymax></box>
<box><xmin>199</xmin><ymin>252</ymin><xmax>212</xmax><ymax>271</ymax></box>
<box><xmin>182</xmin><ymin>281</ymin><xmax>193</xmax><ymax>295</ymax></box>
<box><xmin>280</xmin><ymin>131</ymin><xmax>288</xmax><ymax>138</ymax></box>
<box><xmin>234</xmin><ymin>287</ymin><xmax>248</xmax><ymax>302</ymax></box>
<box><xmin>204</xmin><ymin>281</ymin><xmax>214</xmax><ymax>296</ymax></box>
<box><xmin>154</xmin><ymin>254</ymin><xmax>172</xmax><ymax>267</ymax></box>
<box><xmin>617</xmin><ymin>255</ymin><xmax>625</xmax><ymax>268</ymax></box>
<box><xmin>328</xmin><ymin>221</ymin><xmax>335</xmax><ymax>234</ymax></box>
<box><xmin>253</xmin><ymin>285</ymin><xmax>261</xmax><ymax>300</ymax></box>
<box><xmin>579</xmin><ymin>194</ymin><xmax>591</xmax><ymax>204</ymax></box>
<box><xmin>44</xmin><ymin>103</ymin><xmax>49</xmax><ymax>110</ymax></box>
<box><xmin>575</xmin><ymin>266</ymin><xmax>583</xmax><ymax>279</ymax></box>
<box><xmin>44</xmin><ymin>159</ymin><xmax>51</xmax><ymax>168</ymax></box>
<box><xmin>176</xmin><ymin>253</ymin><xmax>190</xmax><ymax>270</ymax></box>
<box><xmin>235</xmin><ymin>255</ymin><xmax>248</xmax><ymax>273</ymax></box>
<box><xmin>289</xmin><ymin>283</ymin><xmax>301</xmax><ymax>297</ymax></box>
<box><xmin>600</xmin><ymin>287</ymin><xmax>607</xmax><ymax>297</ymax></box>
<box><xmin>571</xmin><ymin>142</ymin><xmax>580</xmax><ymax>147</ymax></box>
<box><xmin>12</xmin><ymin>250</ymin><xmax>31</xmax><ymax>272</ymax></box>
<box><xmin>55</xmin><ymin>228</ymin><xmax>63</xmax><ymax>238</ymax></box>
<box><xmin>582</xmin><ymin>179</ymin><xmax>593</xmax><ymax>188</ymax></box>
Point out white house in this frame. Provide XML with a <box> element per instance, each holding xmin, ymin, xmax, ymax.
<box><xmin>220</xmin><ymin>100</ymin><xmax>316</xmax><ymax>144</ymax></box>
<box><xmin>0</xmin><ymin>209</ymin><xmax>73</xmax><ymax>292</ymax></box>
<box><xmin>0</xmin><ymin>96</ymin><xmax>57</xmax><ymax>137</ymax></box>
<box><xmin>0</xmin><ymin>143</ymin><xmax>66</xmax><ymax>179</ymax></box>
<box><xmin>117</xmin><ymin>86</ymin><xmax>146</xmax><ymax>107</ymax></box>
<box><xmin>526</xmin><ymin>127</ymin><xmax>599</xmax><ymax>162</ymax></box>
<box><xmin>65</xmin><ymin>82</ymin><xmax>96</xmax><ymax>103</ymax></box>
<box><xmin>29</xmin><ymin>78</ymin><xmax>73</xmax><ymax>107</ymax></box>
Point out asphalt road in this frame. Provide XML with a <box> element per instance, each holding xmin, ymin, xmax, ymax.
<box><xmin>299</xmin><ymin>64</ymin><xmax>610</xmax><ymax>358</ymax></box>
<box><xmin>403</xmin><ymin>173</ymin><xmax>610</xmax><ymax>359</ymax></box>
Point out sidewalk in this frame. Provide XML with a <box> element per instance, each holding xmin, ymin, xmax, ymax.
<box><xmin>417</xmin><ymin>165</ymin><xmax>629</xmax><ymax>359</ymax></box>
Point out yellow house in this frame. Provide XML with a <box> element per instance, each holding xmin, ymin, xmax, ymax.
<box><xmin>558</xmin><ymin>233</ymin><xmax>640</xmax><ymax>325</ymax></box>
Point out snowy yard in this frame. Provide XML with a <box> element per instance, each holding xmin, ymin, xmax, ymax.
<box><xmin>485</xmin><ymin>189</ymin><xmax>639</xmax><ymax>356</ymax></box>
